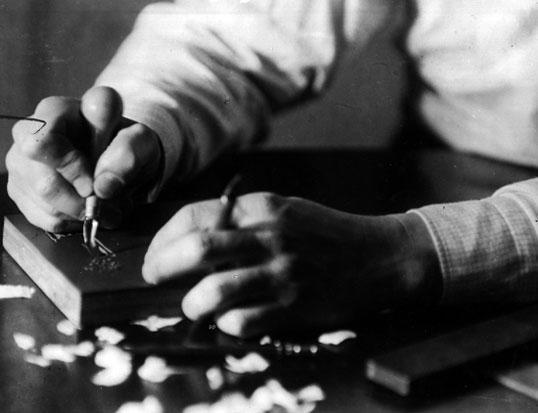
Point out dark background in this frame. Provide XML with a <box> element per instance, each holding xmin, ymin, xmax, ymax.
<box><xmin>0</xmin><ymin>0</ymin><xmax>406</xmax><ymax>173</ymax></box>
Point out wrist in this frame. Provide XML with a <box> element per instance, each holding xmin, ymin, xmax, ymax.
<box><xmin>387</xmin><ymin>212</ymin><xmax>442</xmax><ymax>308</ymax></box>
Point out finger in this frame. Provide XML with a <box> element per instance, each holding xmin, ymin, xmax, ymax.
<box><xmin>148</xmin><ymin>192</ymin><xmax>284</xmax><ymax>253</ymax></box>
<box><xmin>215</xmin><ymin>303</ymin><xmax>287</xmax><ymax>338</ymax></box>
<box><xmin>142</xmin><ymin>228</ymin><xmax>271</xmax><ymax>284</ymax></box>
<box><xmin>7</xmin><ymin>146</ymin><xmax>85</xmax><ymax>220</ymax></box>
<box><xmin>180</xmin><ymin>264</ymin><xmax>281</xmax><ymax>320</ymax></box>
<box><xmin>80</xmin><ymin>86</ymin><xmax>123</xmax><ymax>163</ymax></box>
<box><xmin>93</xmin><ymin>123</ymin><xmax>161</xmax><ymax>199</ymax></box>
<box><xmin>12</xmin><ymin>97</ymin><xmax>93</xmax><ymax>197</ymax></box>
<box><xmin>7</xmin><ymin>178</ymin><xmax>80</xmax><ymax>233</ymax></box>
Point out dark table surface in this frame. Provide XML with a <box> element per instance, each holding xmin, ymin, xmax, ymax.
<box><xmin>2</xmin><ymin>148</ymin><xmax>538</xmax><ymax>413</ymax></box>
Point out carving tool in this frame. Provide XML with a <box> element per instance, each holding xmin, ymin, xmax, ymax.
<box><xmin>215</xmin><ymin>174</ymin><xmax>242</xmax><ymax>229</ymax></box>
<box><xmin>0</xmin><ymin>114</ymin><xmax>46</xmax><ymax>133</ymax></box>
<box><xmin>83</xmin><ymin>195</ymin><xmax>100</xmax><ymax>255</ymax></box>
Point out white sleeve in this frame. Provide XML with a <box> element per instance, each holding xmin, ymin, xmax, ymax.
<box><xmin>94</xmin><ymin>0</ymin><xmax>390</xmax><ymax>196</ymax></box>
<box><xmin>408</xmin><ymin>178</ymin><xmax>538</xmax><ymax>305</ymax></box>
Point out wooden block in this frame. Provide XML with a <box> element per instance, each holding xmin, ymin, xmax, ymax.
<box><xmin>3</xmin><ymin>213</ymin><xmax>188</xmax><ymax>327</ymax></box>
<box><xmin>495</xmin><ymin>362</ymin><xmax>538</xmax><ymax>401</ymax></box>
<box><xmin>366</xmin><ymin>304</ymin><xmax>538</xmax><ymax>396</ymax></box>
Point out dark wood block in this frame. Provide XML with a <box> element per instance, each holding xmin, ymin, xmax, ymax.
<box><xmin>2</xmin><ymin>214</ymin><xmax>188</xmax><ymax>327</ymax></box>
<box><xmin>366</xmin><ymin>304</ymin><xmax>538</xmax><ymax>396</ymax></box>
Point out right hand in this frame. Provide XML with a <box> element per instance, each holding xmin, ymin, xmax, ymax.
<box><xmin>6</xmin><ymin>86</ymin><xmax>163</xmax><ymax>232</ymax></box>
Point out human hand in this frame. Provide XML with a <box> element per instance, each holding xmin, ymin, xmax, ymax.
<box><xmin>6</xmin><ymin>86</ymin><xmax>162</xmax><ymax>232</ymax></box>
<box><xmin>142</xmin><ymin>193</ymin><xmax>440</xmax><ymax>337</ymax></box>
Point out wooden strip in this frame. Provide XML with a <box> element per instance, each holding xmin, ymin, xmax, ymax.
<box><xmin>494</xmin><ymin>363</ymin><xmax>538</xmax><ymax>401</ymax></box>
<box><xmin>366</xmin><ymin>304</ymin><xmax>538</xmax><ymax>396</ymax></box>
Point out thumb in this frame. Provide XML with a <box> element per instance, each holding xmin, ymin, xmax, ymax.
<box><xmin>80</xmin><ymin>86</ymin><xmax>123</xmax><ymax>164</ymax></box>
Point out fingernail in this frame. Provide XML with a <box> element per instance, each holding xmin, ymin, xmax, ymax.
<box><xmin>141</xmin><ymin>261</ymin><xmax>158</xmax><ymax>285</ymax></box>
<box><xmin>94</xmin><ymin>172</ymin><xmax>124</xmax><ymax>199</ymax></box>
<box><xmin>74</xmin><ymin>175</ymin><xmax>94</xmax><ymax>198</ymax></box>
<box><xmin>182</xmin><ymin>292</ymin><xmax>205</xmax><ymax>320</ymax></box>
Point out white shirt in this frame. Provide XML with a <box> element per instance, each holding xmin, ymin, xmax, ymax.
<box><xmin>96</xmin><ymin>0</ymin><xmax>538</xmax><ymax>305</ymax></box>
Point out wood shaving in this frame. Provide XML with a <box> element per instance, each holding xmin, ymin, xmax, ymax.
<box><xmin>296</xmin><ymin>384</ymin><xmax>325</xmax><ymax>403</ymax></box>
<box><xmin>39</xmin><ymin>341</ymin><xmax>96</xmax><ymax>363</ymax></box>
<box><xmin>57</xmin><ymin>320</ymin><xmax>77</xmax><ymax>336</ymax></box>
<box><xmin>0</xmin><ymin>285</ymin><xmax>35</xmax><ymax>299</ymax></box>
<box><xmin>183</xmin><ymin>380</ymin><xmax>324</xmax><ymax>413</ymax></box>
<box><xmin>317</xmin><ymin>330</ymin><xmax>357</xmax><ymax>346</ymax></box>
<box><xmin>13</xmin><ymin>332</ymin><xmax>36</xmax><ymax>351</ymax></box>
<box><xmin>92</xmin><ymin>366</ymin><xmax>132</xmax><ymax>387</ymax></box>
<box><xmin>24</xmin><ymin>353</ymin><xmax>51</xmax><ymax>368</ymax></box>
<box><xmin>132</xmin><ymin>315</ymin><xmax>183</xmax><ymax>332</ymax></box>
<box><xmin>259</xmin><ymin>335</ymin><xmax>272</xmax><ymax>345</ymax></box>
<box><xmin>206</xmin><ymin>366</ymin><xmax>225</xmax><ymax>390</ymax></box>
<box><xmin>264</xmin><ymin>379</ymin><xmax>298</xmax><ymax>411</ymax></box>
<box><xmin>41</xmin><ymin>344</ymin><xmax>76</xmax><ymax>363</ymax></box>
<box><xmin>95</xmin><ymin>326</ymin><xmax>125</xmax><ymax>345</ymax></box>
<box><xmin>137</xmin><ymin>356</ymin><xmax>181</xmax><ymax>383</ymax></box>
<box><xmin>92</xmin><ymin>345</ymin><xmax>132</xmax><ymax>387</ymax></box>
<box><xmin>94</xmin><ymin>345</ymin><xmax>131</xmax><ymax>368</ymax></box>
<box><xmin>224</xmin><ymin>352</ymin><xmax>269</xmax><ymax>374</ymax></box>
<box><xmin>72</xmin><ymin>341</ymin><xmax>96</xmax><ymax>357</ymax></box>
<box><xmin>116</xmin><ymin>396</ymin><xmax>163</xmax><ymax>413</ymax></box>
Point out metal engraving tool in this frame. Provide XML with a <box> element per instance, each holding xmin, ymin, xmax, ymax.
<box><xmin>83</xmin><ymin>195</ymin><xmax>100</xmax><ymax>255</ymax></box>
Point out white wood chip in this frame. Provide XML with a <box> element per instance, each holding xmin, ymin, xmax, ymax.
<box><xmin>182</xmin><ymin>380</ymin><xmax>325</xmax><ymax>413</ymax></box>
<box><xmin>13</xmin><ymin>332</ymin><xmax>36</xmax><ymax>351</ymax></box>
<box><xmin>72</xmin><ymin>341</ymin><xmax>96</xmax><ymax>357</ymax></box>
<box><xmin>296</xmin><ymin>384</ymin><xmax>325</xmax><ymax>402</ymax></box>
<box><xmin>250</xmin><ymin>385</ymin><xmax>274</xmax><ymax>411</ymax></box>
<box><xmin>206</xmin><ymin>366</ymin><xmax>225</xmax><ymax>390</ymax></box>
<box><xmin>224</xmin><ymin>352</ymin><xmax>270</xmax><ymax>374</ymax></box>
<box><xmin>94</xmin><ymin>345</ymin><xmax>131</xmax><ymax>368</ymax></box>
<box><xmin>92</xmin><ymin>366</ymin><xmax>132</xmax><ymax>387</ymax></box>
<box><xmin>41</xmin><ymin>344</ymin><xmax>76</xmax><ymax>363</ymax></box>
<box><xmin>24</xmin><ymin>353</ymin><xmax>51</xmax><ymax>368</ymax></box>
<box><xmin>57</xmin><ymin>320</ymin><xmax>77</xmax><ymax>336</ymax></box>
<box><xmin>95</xmin><ymin>326</ymin><xmax>125</xmax><ymax>345</ymax></box>
<box><xmin>259</xmin><ymin>335</ymin><xmax>272</xmax><ymax>345</ymax></box>
<box><xmin>265</xmin><ymin>379</ymin><xmax>298</xmax><ymax>411</ymax></box>
<box><xmin>0</xmin><ymin>285</ymin><xmax>35</xmax><ymax>299</ymax></box>
<box><xmin>318</xmin><ymin>330</ymin><xmax>357</xmax><ymax>346</ymax></box>
<box><xmin>132</xmin><ymin>315</ymin><xmax>183</xmax><ymax>332</ymax></box>
<box><xmin>137</xmin><ymin>356</ymin><xmax>180</xmax><ymax>383</ymax></box>
<box><xmin>92</xmin><ymin>345</ymin><xmax>132</xmax><ymax>387</ymax></box>
<box><xmin>182</xmin><ymin>403</ymin><xmax>212</xmax><ymax>413</ymax></box>
<box><xmin>116</xmin><ymin>396</ymin><xmax>163</xmax><ymax>413</ymax></box>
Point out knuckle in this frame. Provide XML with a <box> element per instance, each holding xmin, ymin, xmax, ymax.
<box><xmin>34</xmin><ymin>174</ymin><xmax>59</xmax><ymax>200</ymax></box>
<box><xmin>5</xmin><ymin>147</ymin><xmax>17</xmax><ymax>172</ymax></box>
<box><xmin>257</xmin><ymin>192</ymin><xmax>284</xmax><ymax>216</ymax></box>
<box><xmin>6</xmin><ymin>179</ymin><xmax>18</xmax><ymax>202</ymax></box>
<box><xmin>270</xmin><ymin>254</ymin><xmax>298</xmax><ymax>282</ymax></box>
<box><xmin>35</xmin><ymin>95</ymin><xmax>74</xmax><ymax>113</ymax></box>
<box><xmin>188</xmin><ymin>231</ymin><xmax>214</xmax><ymax>262</ymax></box>
<box><xmin>224</xmin><ymin>311</ymin><xmax>249</xmax><ymax>337</ymax></box>
<box><xmin>19</xmin><ymin>134</ymin><xmax>46</xmax><ymax>159</ymax></box>
<box><xmin>199</xmin><ymin>276</ymin><xmax>227</xmax><ymax>304</ymax></box>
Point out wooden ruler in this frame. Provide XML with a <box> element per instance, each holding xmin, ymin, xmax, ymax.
<box><xmin>366</xmin><ymin>304</ymin><xmax>538</xmax><ymax>396</ymax></box>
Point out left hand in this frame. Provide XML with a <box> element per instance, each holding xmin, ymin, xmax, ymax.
<box><xmin>142</xmin><ymin>192</ymin><xmax>439</xmax><ymax>337</ymax></box>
